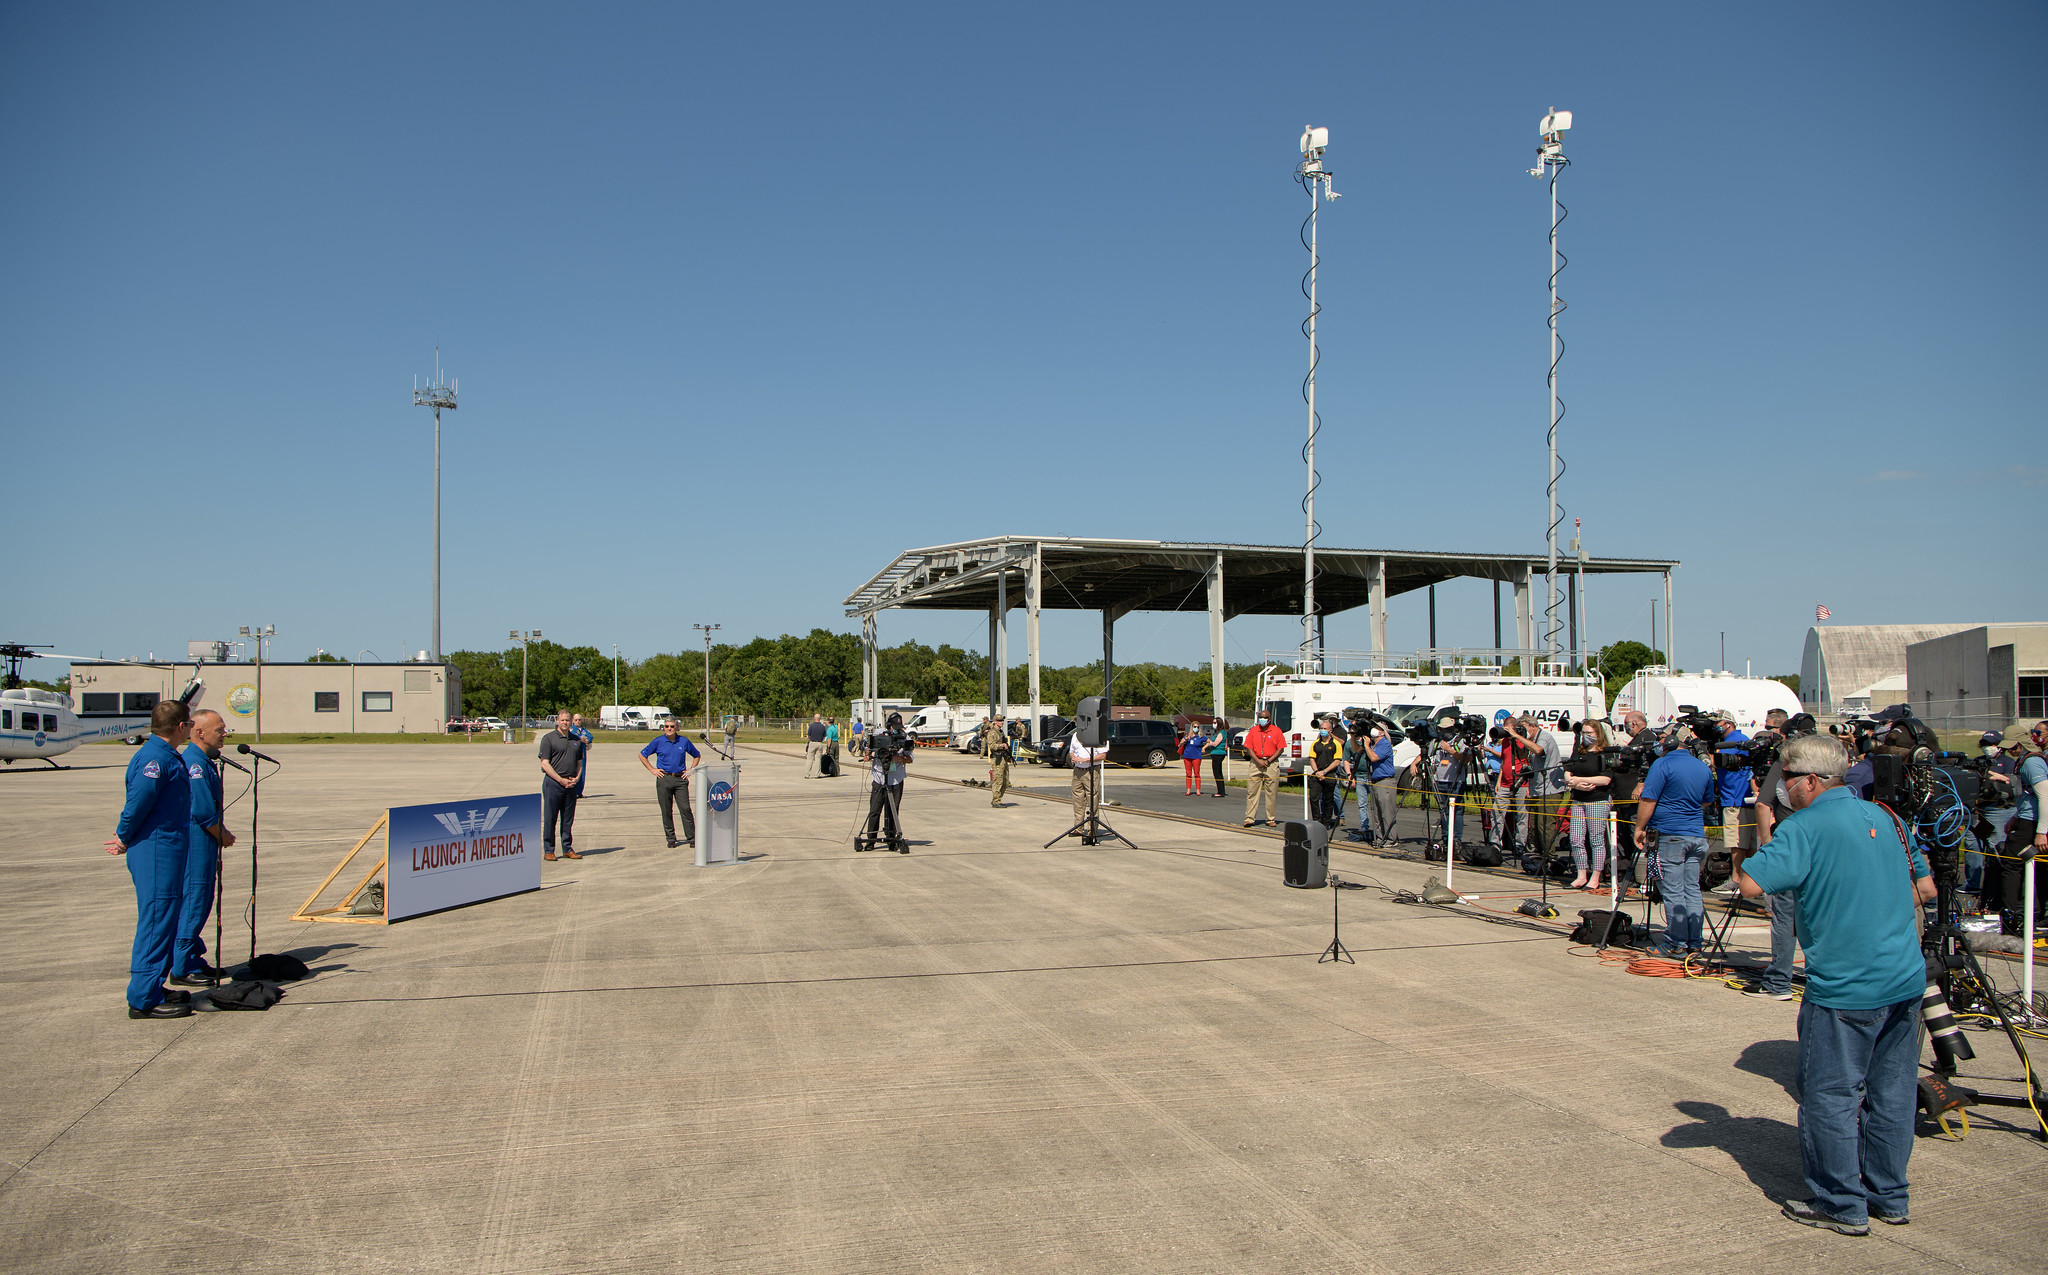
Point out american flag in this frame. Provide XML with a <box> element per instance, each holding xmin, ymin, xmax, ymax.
<box><xmin>1816</xmin><ymin>604</ymin><xmax>1831</xmax><ymax>622</ymax></box>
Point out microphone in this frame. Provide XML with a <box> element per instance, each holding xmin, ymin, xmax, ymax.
<box><xmin>217</xmin><ymin>755</ymin><xmax>250</xmax><ymax>774</ymax></box>
<box><xmin>237</xmin><ymin>743</ymin><xmax>279</xmax><ymax>764</ymax></box>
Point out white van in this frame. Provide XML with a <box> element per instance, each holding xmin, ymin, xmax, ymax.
<box><xmin>1610</xmin><ymin>668</ymin><xmax>1800</xmax><ymax>734</ymax></box>
<box><xmin>600</xmin><ymin>705</ymin><xmax>673</xmax><ymax>731</ymax></box>
<box><xmin>1256</xmin><ymin>666</ymin><xmax>1606</xmax><ymax>775</ymax></box>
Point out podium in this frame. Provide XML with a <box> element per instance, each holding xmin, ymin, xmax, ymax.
<box><xmin>693</xmin><ymin>762</ymin><xmax>740</xmax><ymax>865</ymax></box>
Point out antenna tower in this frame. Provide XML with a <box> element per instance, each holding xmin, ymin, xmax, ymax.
<box><xmin>413</xmin><ymin>350</ymin><xmax>458</xmax><ymax>663</ymax></box>
<box><xmin>1529</xmin><ymin>110</ymin><xmax>1571</xmax><ymax>666</ymax></box>
<box><xmin>1296</xmin><ymin>126</ymin><xmax>1340</xmax><ymax>673</ymax></box>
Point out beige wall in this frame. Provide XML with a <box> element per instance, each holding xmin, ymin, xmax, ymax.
<box><xmin>69</xmin><ymin>662</ymin><xmax>462</xmax><ymax>734</ymax></box>
<box><xmin>1905</xmin><ymin>624</ymin><xmax>2048</xmax><ymax>731</ymax></box>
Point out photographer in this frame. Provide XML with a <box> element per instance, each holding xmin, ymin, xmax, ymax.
<box><xmin>1967</xmin><ymin>730</ymin><xmax>2018</xmax><ymax>895</ymax></box>
<box><xmin>1489</xmin><ymin>719</ymin><xmax>1528</xmax><ymax>854</ymax></box>
<box><xmin>1068</xmin><ymin>731</ymin><xmax>1110</xmax><ymax>843</ymax></box>
<box><xmin>1712</xmin><ymin>710</ymin><xmax>1757</xmax><ymax>887</ymax></box>
<box><xmin>1745</xmin><ymin>709</ymin><xmax>1808</xmax><ymax>999</ymax></box>
<box><xmin>1422</xmin><ymin>732</ymin><xmax>1469</xmax><ymax>851</ymax></box>
<box><xmin>1306</xmin><ymin>717</ymin><xmax>1348</xmax><ymax>830</ymax></box>
<box><xmin>1360</xmin><ymin>720</ymin><xmax>1398</xmax><ymax>848</ymax></box>
<box><xmin>862</xmin><ymin>713</ymin><xmax>913</xmax><ymax>852</ymax></box>
<box><xmin>1505</xmin><ymin>715</ymin><xmax>1565</xmax><ymax>865</ymax></box>
<box><xmin>1733</xmin><ymin>734</ymin><xmax>1934</xmax><ymax>1235</ymax></box>
<box><xmin>1563</xmin><ymin>720</ymin><xmax>1613</xmax><ymax>891</ymax></box>
<box><xmin>1634</xmin><ymin>725</ymin><xmax>1713</xmax><ymax>954</ymax></box>
<box><xmin>1985</xmin><ymin>721</ymin><xmax>2048</xmax><ymax>932</ymax></box>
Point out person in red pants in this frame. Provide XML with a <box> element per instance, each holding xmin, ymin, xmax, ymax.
<box><xmin>1178</xmin><ymin>724</ymin><xmax>1208</xmax><ymax>796</ymax></box>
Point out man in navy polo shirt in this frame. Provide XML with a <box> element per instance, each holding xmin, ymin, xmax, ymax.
<box><xmin>1736</xmin><ymin>734</ymin><xmax>1934</xmax><ymax>1236</ymax></box>
<box><xmin>1634</xmin><ymin>731</ymin><xmax>1713</xmax><ymax>953</ymax></box>
<box><xmin>640</xmin><ymin>718</ymin><xmax>701</xmax><ymax>848</ymax></box>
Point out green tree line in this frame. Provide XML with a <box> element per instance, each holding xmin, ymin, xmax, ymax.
<box><xmin>445</xmin><ymin>631</ymin><xmax>1273</xmax><ymax>721</ymax></box>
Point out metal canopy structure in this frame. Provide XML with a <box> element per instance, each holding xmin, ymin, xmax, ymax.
<box><xmin>846</xmin><ymin>536</ymin><xmax>1679</xmax><ymax>744</ymax></box>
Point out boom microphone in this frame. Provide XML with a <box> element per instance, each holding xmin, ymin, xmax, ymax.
<box><xmin>236</xmin><ymin>743</ymin><xmax>279</xmax><ymax>765</ymax></box>
<box><xmin>217</xmin><ymin>755</ymin><xmax>250</xmax><ymax>774</ymax></box>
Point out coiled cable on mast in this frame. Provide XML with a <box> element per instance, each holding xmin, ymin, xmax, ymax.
<box><xmin>1298</xmin><ymin>179</ymin><xmax>1323</xmax><ymax>665</ymax></box>
<box><xmin>1542</xmin><ymin>159</ymin><xmax>1571</xmax><ymax>664</ymax></box>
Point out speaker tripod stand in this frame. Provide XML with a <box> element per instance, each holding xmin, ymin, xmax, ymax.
<box><xmin>1320</xmin><ymin>871</ymin><xmax>1356</xmax><ymax>963</ymax></box>
<box><xmin>1045</xmin><ymin>758</ymin><xmax>1138</xmax><ymax>850</ymax></box>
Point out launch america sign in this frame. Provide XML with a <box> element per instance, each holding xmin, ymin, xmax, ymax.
<box><xmin>384</xmin><ymin>792</ymin><xmax>543</xmax><ymax>921</ymax></box>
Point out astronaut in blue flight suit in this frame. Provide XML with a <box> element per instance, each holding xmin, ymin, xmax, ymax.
<box><xmin>171</xmin><ymin>708</ymin><xmax>235</xmax><ymax>987</ymax></box>
<box><xmin>103</xmin><ymin>700</ymin><xmax>195</xmax><ymax>1018</ymax></box>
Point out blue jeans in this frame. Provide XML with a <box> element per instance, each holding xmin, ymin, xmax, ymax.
<box><xmin>1656</xmin><ymin>833</ymin><xmax>1708</xmax><ymax>951</ymax></box>
<box><xmin>1795</xmin><ymin>997</ymin><xmax>1920</xmax><ymax>1224</ymax></box>
<box><xmin>1761</xmin><ymin>890</ymin><xmax>1798</xmax><ymax>993</ymax></box>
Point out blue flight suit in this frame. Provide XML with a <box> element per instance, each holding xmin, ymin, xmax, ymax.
<box><xmin>116</xmin><ymin>735</ymin><xmax>191</xmax><ymax>1011</ymax></box>
<box><xmin>571</xmin><ymin>723</ymin><xmax>593</xmax><ymax>795</ymax></box>
<box><xmin>173</xmin><ymin>743</ymin><xmax>225</xmax><ymax>979</ymax></box>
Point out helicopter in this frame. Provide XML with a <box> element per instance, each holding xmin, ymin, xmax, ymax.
<box><xmin>1</xmin><ymin>643</ymin><xmax>205</xmax><ymax>768</ymax></box>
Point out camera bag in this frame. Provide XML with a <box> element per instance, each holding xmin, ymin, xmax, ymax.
<box><xmin>1569</xmin><ymin>909</ymin><xmax>1634</xmax><ymax>946</ymax></box>
<box><xmin>208</xmin><ymin>980</ymin><xmax>283</xmax><ymax>1011</ymax></box>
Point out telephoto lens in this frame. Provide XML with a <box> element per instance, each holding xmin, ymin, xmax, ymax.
<box><xmin>1922</xmin><ymin>958</ymin><xmax>1977</xmax><ymax>1071</ymax></box>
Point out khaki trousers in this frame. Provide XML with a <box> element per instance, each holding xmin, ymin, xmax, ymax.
<box><xmin>1245</xmin><ymin>758</ymin><xmax>1281</xmax><ymax>823</ymax></box>
<box><xmin>1071</xmin><ymin>766</ymin><xmax>1098</xmax><ymax>825</ymax></box>
<box><xmin>803</xmin><ymin>740</ymin><xmax>822</xmax><ymax>778</ymax></box>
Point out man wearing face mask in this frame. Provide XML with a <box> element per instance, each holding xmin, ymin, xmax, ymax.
<box><xmin>1305</xmin><ymin>718</ymin><xmax>1348</xmax><ymax>830</ymax></box>
<box><xmin>1745</xmin><ymin>711</ymin><xmax>1810</xmax><ymax>999</ymax></box>
<box><xmin>1734</xmin><ymin>734</ymin><xmax>1935</xmax><ymax>1236</ymax></box>
<box><xmin>1242</xmin><ymin>709</ymin><xmax>1286</xmax><ymax>829</ymax></box>
<box><xmin>1966</xmin><ymin>730</ymin><xmax>2018</xmax><ymax>896</ymax></box>
<box><xmin>1985</xmin><ymin>721</ymin><xmax>2048</xmax><ymax>934</ymax></box>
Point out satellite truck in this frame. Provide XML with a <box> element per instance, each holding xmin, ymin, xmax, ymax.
<box><xmin>1252</xmin><ymin>650</ymin><xmax>1607</xmax><ymax>775</ymax></box>
<box><xmin>1609</xmin><ymin>667</ymin><xmax>1800</xmax><ymax>733</ymax></box>
<box><xmin>902</xmin><ymin>696</ymin><xmax>1063</xmax><ymax>749</ymax></box>
<box><xmin>599</xmin><ymin>705</ymin><xmax>672</xmax><ymax>730</ymax></box>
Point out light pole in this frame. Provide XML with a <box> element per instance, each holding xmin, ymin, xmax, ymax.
<box><xmin>510</xmin><ymin>629</ymin><xmax>541</xmax><ymax>742</ymax></box>
<box><xmin>612</xmin><ymin>644</ymin><xmax>621</xmax><ymax>717</ymax></box>
<box><xmin>1529</xmin><ymin>108</ymin><xmax>1572</xmax><ymax>667</ymax></box>
<box><xmin>692</xmin><ymin>624</ymin><xmax>720</xmax><ymax>732</ymax></box>
<box><xmin>238</xmin><ymin>624</ymin><xmax>276</xmax><ymax>743</ymax></box>
<box><xmin>414</xmin><ymin>353</ymin><xmax>457</xmax><ymax>663</ymax></box>
<box><xmin>1295</xmin><ymin>126</ymin><xmax>1340</xmax><ymax>674</ymax></box>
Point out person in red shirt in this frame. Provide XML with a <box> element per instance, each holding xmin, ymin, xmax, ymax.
<box><xmin>1242</xmin><ymin>710</ymin><xmax>1287</xmax><ymax>828</ymax></box>
<box><xmin>1491</xmin><ymin>716</ymin><xmax>1528</xmax><ymax>852</ymax></box>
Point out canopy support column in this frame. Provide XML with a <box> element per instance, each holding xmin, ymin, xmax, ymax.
<box><xmin>1208</xmin><ymin>551</ymin><xmax>1226</xmax><ymax>723</ymax></box>
<box><xmin>1028</xmin><ymin>544</ymin><xmax>1042</xmax><ymax>744</ymax></box>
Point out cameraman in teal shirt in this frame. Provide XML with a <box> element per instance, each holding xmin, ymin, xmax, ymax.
<box><xmin>1734</xmin><ymin>734</ymin><xmax>1934</xmax><ymax>1236</ymax></box>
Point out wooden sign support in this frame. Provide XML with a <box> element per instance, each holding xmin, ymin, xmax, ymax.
<box><xmin>291</xmin><ymin>814</ymin><xmax>390</xmax><ymax>925</ymax></box>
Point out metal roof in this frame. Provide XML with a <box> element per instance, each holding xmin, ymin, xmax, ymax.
<box><xmin>846</xmin><ymin>536</ymin><xmax>1678</xmax><ymax>620</ymax></box>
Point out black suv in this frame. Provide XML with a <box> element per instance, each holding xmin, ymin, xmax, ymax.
<box><xmin>1043</xmin><ymin>718</ymin><xmax>1178</xmax><ymax>769</ymax></box>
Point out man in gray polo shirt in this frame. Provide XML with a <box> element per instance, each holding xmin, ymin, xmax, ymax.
<box><xmin>538</xmin><ymin>711</ymin><xmax>587</xmax><ymax>861</ymax></box>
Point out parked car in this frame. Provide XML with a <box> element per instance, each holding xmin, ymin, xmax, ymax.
<box><xmin>476</xmin><ymin>716</ymin><xmax>509</xmax><ymax>733</ymax></box>
<box><xmin>1041</xmin><ymin>718</ymin><xmax>1179</xmax><ymax>769</ymax></box>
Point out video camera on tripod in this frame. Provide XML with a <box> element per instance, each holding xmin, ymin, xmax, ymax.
<box><xmin>866</xmin><ymin>715</ymin><xmax>915</xmax><ymax>766</ymax></box>
<box><xmin>1411</xmin><ymin>707</ymin><xmax>1486</xmax><ymax>749</ymax></box>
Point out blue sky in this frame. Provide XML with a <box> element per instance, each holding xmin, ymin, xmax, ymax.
<box><xmin>5</xmin><ymin>2</ymin><xmax>2042</xmax><ymax>683</ymax></box>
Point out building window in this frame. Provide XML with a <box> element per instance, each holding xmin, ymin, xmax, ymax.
<box><xmin>121</xmin><ymin>692</ymin><xmax>159</xmax><ymax>714</ymax></box>
<box><xmin>314</xmin><ymin>692</ymin><xmax>340</xmax><ymax>713</ymax></box>
<box><xmin>404</xmin><ymin>669</ymin><xmax>431</xmax><ymax>693</ymax></box>
<box><xmin>363</xmin><ymin>691</ymin><xmax>393</xmax><ymax>713</ymax></box>
<box><xmin>81</xmin><ymin>693</ymin><xmax>119</xmax><ymax>714</ymax></box>
<box><xmin>2021</xmin><ymin>676</ymin><xmax>2047</xmax><ymax>721</ymax></box>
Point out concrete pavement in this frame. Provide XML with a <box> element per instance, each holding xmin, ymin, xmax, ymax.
<box><xmin>1</xmin><ymin>738</ymin><xmax>2042</xmax><ymax>1273</ymax></box>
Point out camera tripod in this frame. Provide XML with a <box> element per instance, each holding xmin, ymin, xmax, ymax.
<box><xmin>1045</xmin><ymin>756</ymin><xmax>1138</xmax><ymax>850</ymax></box>
<box><xmin>855</xmin><ymin>745</ymin><xmax>911</xmax><ymax>853</ymax></box>
<box><xmin>1919</xmin><ymin>856</ymin><xmax>2048</xmax><ymax>1140</ymax></box>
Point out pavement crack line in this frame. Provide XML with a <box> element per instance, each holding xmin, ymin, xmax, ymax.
<box><xmin>0</xmin><ymin>1164</ymin><xmax>425</xmax><ymax>1271</ymax></box>
<box><xmin>0</xmin><ymin>1020</ymin><xmax>197</xmax><ymax>1194</ymax></box>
